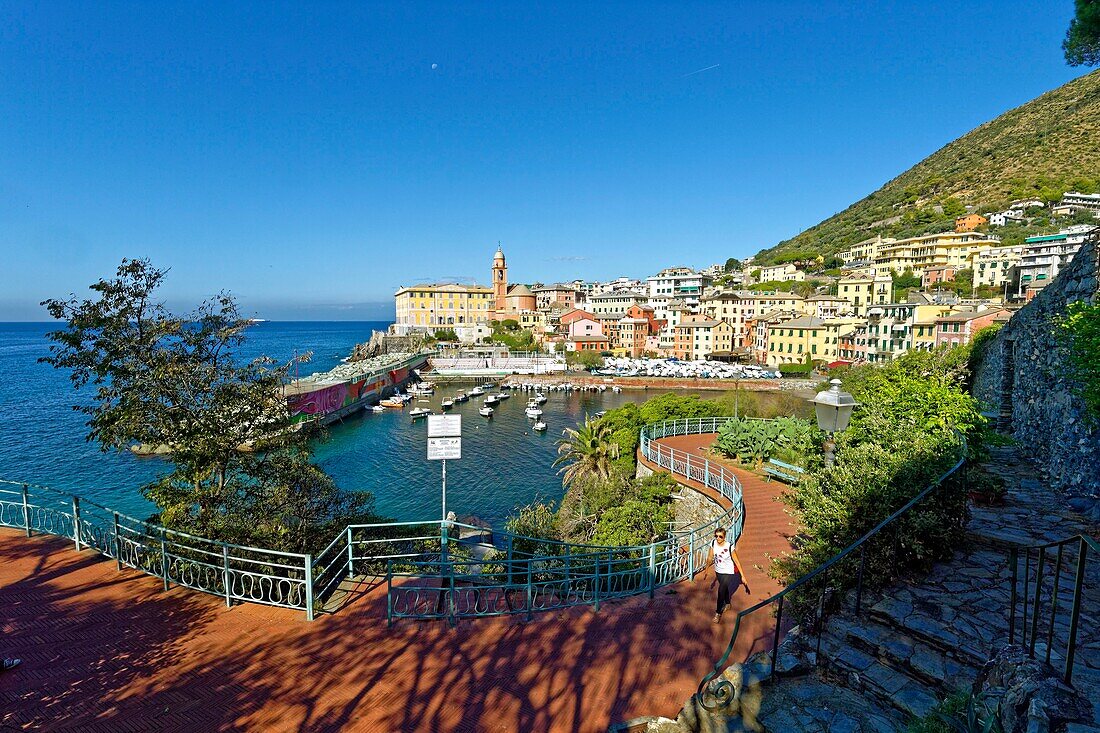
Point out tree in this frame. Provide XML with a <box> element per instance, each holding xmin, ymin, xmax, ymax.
<box><xmin>40</xmin><ymin>259</ymin><xmax>378</xmax><ymax>553</ymax></box>
<box><xmin>724</xmin><ymin>257</ymin><xmax>743</xmax><ymax>272</ymax></box>
<box><xmin>433</xmin><ymin>328</ymin><xmax>459</xmax><ymax>341</ymax></box>
<box><xmin>554</xmin><ymin>417</ymin><xmax>620</xmax><ymax>489</ymax></box>
<box><xmin>565</xmin><ymin>349</ymin><xmax>603</xmax><ymax>370</ymax></box>
<box><xmin>1064</xmin><ymin>0</ymin><xmax>1100</xmax><ymax>66</ymax></box>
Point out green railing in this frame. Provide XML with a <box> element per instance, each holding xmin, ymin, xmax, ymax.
<box><xmin>1</xmin><ymin>417</ymin><xmax>744</xmax><ymax>622</ymax></box>
<box><xmin>697</xmin><ymin>431</ymin><xmax>969</xmax><ymax>708</ymax></box>
<box><xmin>0</xmin><ymin>480</ymin><xmax>314</xmax><ymax>617</ymax></box>
<box><xmin>1009</xmin><ymin>533</ymin><xmax>1099</xmax><ymax>685</ymax></box>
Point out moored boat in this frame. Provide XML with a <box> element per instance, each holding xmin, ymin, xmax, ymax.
<box><xmin>525</xmin><ymin>407</ymin><xmax>542</xmax><ymax>418</ymax></box>
<box><xmin>441</xmin><ymin>399</ymin><xmax>455</xmax><ymax>410</ymax></box>
<box><xmin>410</xmin><ymin>407</ymin><xmax>431</xmax><ymax>419</ymax></box>
<box><xmin>479</xmin><ymin>406</ymin><xmax>494</xmax><ymax>417</ymax></box>
<box><xmin>533</xmin><ymin>420</ymin><xmax>547</xmax><ymax>431</ymax></box>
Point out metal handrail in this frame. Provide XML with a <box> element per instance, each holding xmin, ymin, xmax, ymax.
<box><xmin>1008</xmin><ymin>533</ymin><xmax>1099</xmax><ymax>685</ymax></box>
<box><xmin>696</xmin><ymin>431</ymin><xmax>968</xmax><ymax>708</ymax></box>
<box><xmin>1</xmin><ymin>416</ymin><xmax>746</xmax><ymax>623</ymax></box>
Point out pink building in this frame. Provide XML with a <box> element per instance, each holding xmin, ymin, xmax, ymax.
<box><xmin>934</xmin><ymin>309</ymin><xmax>1006</xmax><ymax>348</ymax></box>
<box><xmin>922</xmin><ymin>266</ymin><xmax>958</xmax><ymax>288</ymax></box>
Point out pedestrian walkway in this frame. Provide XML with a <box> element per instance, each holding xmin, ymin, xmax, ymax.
<box><xmin>0</xmin><ymin>435</ymin><xmax>795</xmax><ymax>732</ymax></box>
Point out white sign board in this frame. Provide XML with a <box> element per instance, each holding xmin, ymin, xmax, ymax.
<box><xmin>427</xmin><ymin>436</ymin><xmax>462</xmax><ymax>460</ymax></box>
<box><xmin>427</xmin><ymin>414</ymin><xmax>462</xmax><ymax>438</ymax></box>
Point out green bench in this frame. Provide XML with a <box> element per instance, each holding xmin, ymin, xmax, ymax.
<box><xmin>763</xmin><ymin>458</ymin><xmax>805</xmax><ymax>484</ymax></box>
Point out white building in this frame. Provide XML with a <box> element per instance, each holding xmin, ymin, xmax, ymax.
<box><xmin>1017</xmin><ymin>225</ymin><xmax>1096</xmax><ymax>296</ymax></box>
<box><xmin>757</xmin><ymin>263</ymin><xmax>806</xmax><ymax>283</ymax></box>
<box><xmin>586</xmin><ymin>291</ymin><xmax>648</xmax><ymax>317</ymax></box>
<box><xmin>645</xmin><ymin>267</ymin><xmax>713</xmax><ymax>321</ymax></box>
<box><xmin>1052</xmin><ymin>192</ymin><xmax>1100</xmax><ymax>218</ymax></box>
<box><xmin>988</xmin><ymin>209</ymin><xmax>1026</xmax><ymax>227</ymax></box>
<box><xmin>971</xmin><ymin>244</ymin><xmax>1024</xmax><ymax>288</ymax></box>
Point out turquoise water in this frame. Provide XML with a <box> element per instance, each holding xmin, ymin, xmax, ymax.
<box><xmin>0</xmin><ymin>322</ymin><xmax>663</xmax><ymax>527</ymax></box>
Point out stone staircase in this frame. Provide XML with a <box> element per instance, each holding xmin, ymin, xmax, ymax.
<box><xmin>633</xmin><ymin>446</ymin><xmax>1100</xmax><ymax>733</ymax></box>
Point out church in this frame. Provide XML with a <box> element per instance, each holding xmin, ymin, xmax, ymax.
<box><xmin>491</xmin><ymin>246</ymin><xmax>537</xmax><ymax>320</ymax></box>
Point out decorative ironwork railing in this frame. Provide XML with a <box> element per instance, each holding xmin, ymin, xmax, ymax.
<box><xmin>1</xmin><ymin>416</ymin><xmax>744</xmax><ymax>622</ymax></box>
<box><xmin>0</xmin><ymin>480</ymin><xmax>315</xmax><ymax>618</ymax></box>
<box><xmin>697</xmin><ymin>431</ymin><xmax>969</xmax><ymax>709</ymax></box>
<box><xmin>1009</xmin><ymin>533</ymin><xmax>1099</xmax><ymax>685</ymax></box>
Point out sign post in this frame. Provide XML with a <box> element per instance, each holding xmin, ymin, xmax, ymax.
<box><xmin>427</xmin><ymin>415</ymin><xmax>462</xmax><ymax>523</ymax></box>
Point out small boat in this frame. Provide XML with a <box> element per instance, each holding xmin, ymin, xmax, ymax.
<box><xmin>612</xmin><ymin>386</ymin><xmax>622</xmax><ymax>393</ymax></box>
<box><xmin>525</xmin><ymin>407</ymin><xmax>543</xmax><ymax>419</ymax></box>
<box><xmin>485</xmin><ymin>394</ymin><xmax>499</xmax><ymax>405</ymax></box>
<box><xmin>410</xmin><ymin>408</ymin><xmax>431</xmax><ymax>419</ymax></box>
<box><xmin>533</xmin><ymin>420</ymin><xmax>547</xmax><ymax>432</ymax></box>
<box><xmin>534</xmin><ymin>393</ymin><xmax>547</xmax><ymax>404</ymax></box>
<box><xmin>454</xmin><ymin>392</ymin><xmax>468</xmax><ymax>402</ymax></box>
<box><xmin>441</xmin><ymin>399</ymin><xmax>455</xmax><ymax>410</ymax></box>
<box><xmin>409</xmin><ymin>383</ymin><xmax>435</xmax><ymax>396</ymax></box>
<box><xmin>469</xmin><ymin>386</ymin><xmax>485</xmax><ymax>397</ymax></box>
<box><xmin>496</xmin><ymin>392</ymin><xmax>510</xmax><ymax>400</ymax></box>
<box><xmin>370</xmin><ymin>405</ymin><xmax>386</xmax><ymax>413</ymax></box>
<box><xmin>479</xmin><ymin>406</ymin><xmax>494</xmax><ymax>417</ymax></box>
<box><xmin>380</xmin><ymin>398</ymin><xmax>405</xmax><ymax>408</ymax></box>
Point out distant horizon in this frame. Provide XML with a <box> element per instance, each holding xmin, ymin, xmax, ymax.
<box><xmin>2</xmin><ymin>2</ymin><xmax>1084</xmax><ymax>320</ymax></box>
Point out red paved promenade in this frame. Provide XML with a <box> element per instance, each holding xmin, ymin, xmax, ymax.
<box><xmin>0</xmin><ymin>435</ymin><xmax>794</xmax><ymax>733</ymax></box>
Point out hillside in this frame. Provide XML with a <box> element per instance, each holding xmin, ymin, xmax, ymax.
<box><xmin>754</xmin><ymin>69</ymin><xmax>1100</xmax><ymax>265</ymax></box>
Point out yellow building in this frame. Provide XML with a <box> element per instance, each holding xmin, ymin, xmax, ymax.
<box><xmin>765</xmin><ymin>316</ymin><xmax>861</xmax><ymax>366</ymax></box>
<box><xmin>838</xmin><ymin>235</ymin><xmax>894</xmax><ymax>265</ymax></box>
<box><xmin>837</xmin><ymin>272</ymin><xmax>893</xmax><ymax>316</ymax></box>
<box><xmin>970</xmin><ymin>244</ymin><xmax>1023</xmax><ymax>288</ymax></box>
<box><xmin>674</xmin><ymin>316</ymin><xmax>734</xmax><ymax>360</ymax></box>
<box><xmin>873</xmin><ymin>232</ymin><xmax>999</xmax><ymax>275</ymax></box>
<box><xmin>394</xmin><ymin>283</ymin><xmax>495</xmax><ymax>332</ymax></box>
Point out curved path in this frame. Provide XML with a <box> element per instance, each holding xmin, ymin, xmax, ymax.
<box><xmin>0</xmin><ymin>435</ymin><xmax>794</xmax><ymax>733</ymax></box>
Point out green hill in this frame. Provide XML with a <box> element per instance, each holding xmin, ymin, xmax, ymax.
<box><xmin>754</xmin><ymin>70</ymin><xmax>1100</xmax><ymax>266</ymax></box>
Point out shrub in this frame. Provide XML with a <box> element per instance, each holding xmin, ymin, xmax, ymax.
<box><xmin>773</xmin><ymin>349</ymin><xmax>980</xmax><ymax>617</ymax></box>
<box><xmin>1058</xmin><ymin>301</ymin><xmax>1100</xmax><ymax>424</ymax></box>
<box><xmin>713</xmin><ymin>416</ymin><xmax>821</xmax><ymax>467</ymax></box>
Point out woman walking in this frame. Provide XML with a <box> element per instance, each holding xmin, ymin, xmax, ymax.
<box><xmin>708</xmin><ymin>527</ymin><xmax>743</xmax><ymax>623</ymax></box>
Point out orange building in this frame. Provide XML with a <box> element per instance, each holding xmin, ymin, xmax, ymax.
<box><xmin>955</xmin><ymin>214</ymin><xmax>988</xmax><ymax>233</ymax></box>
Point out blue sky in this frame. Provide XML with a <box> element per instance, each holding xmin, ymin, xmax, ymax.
<box><xmin>0</xmin><ymin>1</ymin><xmax>1085</xmax><ymax>320</ymax></box>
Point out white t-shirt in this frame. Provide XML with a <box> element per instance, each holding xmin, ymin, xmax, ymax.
<box><xmin>713</xmin><ymin>539</ymin><xmax>737</xmax><ymax>574</ymax></box>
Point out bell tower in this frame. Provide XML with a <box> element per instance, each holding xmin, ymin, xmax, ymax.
<box><xmin>492</xmin><ymin>245</ymin><xmax>508</xmax><ymax>314</ymax></box>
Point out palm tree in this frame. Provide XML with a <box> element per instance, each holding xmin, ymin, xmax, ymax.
<box><xmin>554</xmin><ymin>416</ymin><xmax>620</xmax><ymax>488</ymax></box>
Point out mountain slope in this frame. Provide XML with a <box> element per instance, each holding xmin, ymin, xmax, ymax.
<box><xmin>754</xmin><ymin>70</ymin><xmax>1100</xmax><ymax>265</ymax></box>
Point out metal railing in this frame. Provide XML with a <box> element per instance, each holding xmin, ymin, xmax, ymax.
<box><xmin>0</xmin><ymin>417</ymin><xmax>745</xmax><ymax>622</ymax></box>
<box><xmin>1009</xmin><ymin>533</ymin><xmax>1098</xmax><ymax>685</ymax></box>
<box><xmin>0</xmin><ymin>480</ymin><xmax>314</xmax><ymax>618</ymax></box>
<box><xmin>697</xmin><ymin>432</ymin><xmax>969</xmax><ymax>709</ymax></box>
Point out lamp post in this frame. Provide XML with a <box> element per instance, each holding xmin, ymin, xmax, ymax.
<box><xmin>809</xmin><ymin>378</ymin><xmax>859</xmax><ymax>467</ymax></box>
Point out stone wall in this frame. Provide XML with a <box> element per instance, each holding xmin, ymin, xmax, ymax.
<box><xmin>972</xmin><ymin>233</ymin><xmax>1100</xmax><ymax>514</ymax></box>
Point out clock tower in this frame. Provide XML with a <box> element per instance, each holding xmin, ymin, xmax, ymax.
<box><xmin>492</xmin><ymin>245</ymin><xmax>508</xmax><ymax>315</ymax></box>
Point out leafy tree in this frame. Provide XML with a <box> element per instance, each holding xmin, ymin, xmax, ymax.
<box><xmin>1059</xmin><ymin>301</ymin><xmax>1100</xmax><ymax>423</ymax></box>
<box><xmin>941</xmin><ymin>197</ymin><xmax>967</xmax><ymax>218</ymax></box>
<box><xmin>40</xmin><ymin>259</ymin><xmax>378</xmax><ymax>553</ymax></box>
<box><xmin>501</xmin><ymin>318</ymin><xmax>520</xmax><ymax>331</ymax></box>
<box><xmin>1064</xmin><ymin>0</ymin><xmax>1100</xmax><ymax>66</ymax></box>
<box><xmin>566</xmin><ymin>349</ymin><xmax>604</xmax><ymax>370</ymax></box>
<box><xmin>433</xmin><ymin>328</ymin><xmax>459</xmax><ymax>341</ymax></box>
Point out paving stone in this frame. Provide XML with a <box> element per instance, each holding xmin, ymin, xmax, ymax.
<box><xmin>862</xmin><ymin>660</ymin><xmax>909</xmax><ymax>696</ymax></box>
<box><xmin>893</xmin><ymin>681</ymin><xmax>938</xmax><ymax>718</ymax></box>
<box><xmin>910</xmin><ymin>646</ymin><xmax>945</xmax><ymax>681</ymax></box>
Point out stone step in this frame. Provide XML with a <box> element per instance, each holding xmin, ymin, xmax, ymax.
<box><xmin>817</xmin><ymin>629</ymin><xmax>940</xmax><ymax>720</ymax></box>
<box><xmin>867</xmin><ymin>594</ymin><xmax>994</xmax><ymax>665</ymax></box>
<box><xmin>827</xmin><ymin>615</ymin><xmax>982</xmax><ymax>693</ymax></box>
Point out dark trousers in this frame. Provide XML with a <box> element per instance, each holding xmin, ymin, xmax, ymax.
<box><xmin>716</xmin><ymin>571</ymin><xmax>741</xmax><ymax>614</ymax></box>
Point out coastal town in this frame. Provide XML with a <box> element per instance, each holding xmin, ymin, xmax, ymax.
<box><xmin>392</xmin><ymin>192</ymin><xmax>1099</xmax><ymax>371</ymax></box>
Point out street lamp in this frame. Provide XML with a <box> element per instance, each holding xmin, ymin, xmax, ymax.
<box><xmin>809</xmin><ymin>378</ymin><xmax>859</xmax><ymax>467</ymax></box>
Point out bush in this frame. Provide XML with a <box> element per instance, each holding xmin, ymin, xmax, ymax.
<box><xmin>433</xmin><ymin>328</ymin><xmax>459</xmax><ymax>341</ymax></box>
<box><xmin>1058</xmin><ymin>301</ymin><xmax>1100</xmax><ymax>424</ymax></box>
<box><xmin>773</xmin><ymin>349</ymin><xmax>981</xmax><ymax>617</ymax></box>
<box><xmin>779</xmin><ymin>362</ymin><xmax>813</xmax><ymax>377</ymax></box>
<box><xmin>566</xmin><ymin>349</ymin><xmax>604</xmax><ymax>370</ymax></box>
<box><xmin>713</xmin><ymin>417</ymin><xmax>821</xmax><ymax>467</ymax></box>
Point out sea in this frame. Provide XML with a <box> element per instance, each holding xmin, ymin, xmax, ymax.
<box><xmin>0</xmin><ymin>321</ymin><xmax>684</xmax><ymax>528</ymax></box>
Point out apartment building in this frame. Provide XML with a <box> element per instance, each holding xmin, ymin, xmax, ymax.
<box><xmin>587</xmin><ymin>291</ymin><xmax>647</xmax><ymax>317</ymax></box>
<box><xmin>1017</xmin><ymin>225</ymin><xmax>1095</xmax><ymax>296</ymax></box>
<box><xmin>700</xmin><ymin>290</ymin><xmax>810</xmax><ymax>343</ymax></box>
<box><xmin>1052</xmin><ymin>192</ymin><xmax>1100</xmax><ymax>218</ymax></box>
<box><xmin>532</xmin><ymin>284</ymin><xmax>578</xmax><ymax>310</ymax></box>
<box><xmin>971</xmin><ymin>244</ymin><xmax>1023</xmax><ymax>288</ymax></box>
<box><xmin>838</xmin><ymin>235</ymin><xmax>894</xmax><ymax>266</ymax></box>
<box><xmin>873</xmin><ymin>232</ymin><xmax>1000</xmax><ymax>275</ymax></box>
<box><xmin>673</xmin><ymin>315</ymin><xmax>734</xmax><ymax>360</ymax></box>
<box><xmin>804</xmin><ymin>295</ymin><xmax>853</xmax><ymax>319</ymax></box>
<box><xmin>955</xmin><ymin>214</ymin><xmax>988</xmax><ymax>233</ymax></box>
<box><xmin>837</xmin><ymin>273</ymin><xmax>893</xmax><ymax>316</ymax></box>
<box><xmin>393</xmin><ymin>283</ymin><xmax>495</xmax><ymax>335</ymax></box>
<box><xmin>934</xmin><ymin>309</ymin><xmax>1006</xmax><ymax>348</ymax></box>
<box><xmin>758</xmin><ymin>263</ymin><xmax>806</xmax><ymax>283</ymax></box>
<box><xmin>765</xmin><ymin>316</ymin><xmax>861</xmax><ymax>366</ymax></box>
<box><xmin>646</xmin><ymin>267</ymin><xmax>712</xmax><ymax>320</ymax></box>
